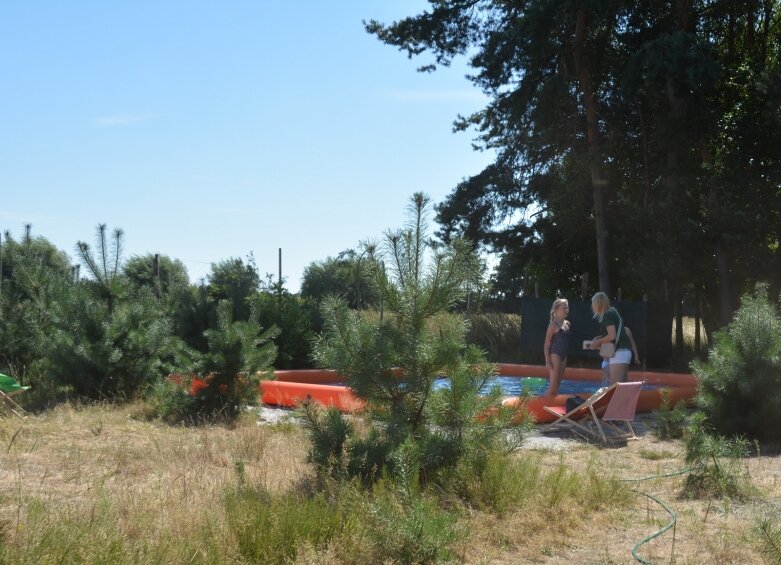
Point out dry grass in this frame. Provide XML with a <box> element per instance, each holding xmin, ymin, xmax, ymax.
<box><xmin>1</xmin><ymin>404</ymin><xmax>779</xmax><ymax>564</ymax></box>
<box><xmin>463</xmin><ymin>438</ymin><xmax>781</xmax><ymax>564</ymax></box>
<box><xmin>0</xmin><ymin>402</ymin><xmax>310</xmax><ymax>563</ymax></box>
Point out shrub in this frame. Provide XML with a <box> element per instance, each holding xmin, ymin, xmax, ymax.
<box><xmin>366</xmin><ymin>478</ymin><xmax>461</xmax><ymax>564</ymax></box>
<box><xmin>313</xmin><ymin>193</ymin><xmax>514</xmax><ymax>485</ymax></box>
<box><xmin>692</xmin><ymin>285</ymin><xmax>781</xmax><ymax>441</ymax></box>
<box><xmin>146</xmin><ymin>374</ymin><xmax>199</xmax><ymax>423</ymax></box>
<box><xmin>299</xmin><ymin>401</ymin><xmax>354</xmax><ymax>485</ymax></box>
<box><xmin>47</xmin><ymin>287</ymin><xmax>186</xmax><ymax>399</ymax></box>
<box><xmin>652</xmin><ymin>389</ymin><xmax>689</xmax><ymax>440</ymax></box>
<box><xmin>252</xmin><ymin>284</ymin><xmax>315</xmax><ymax>369</ymax></box>
<box><xmin>148</xmin><ymin>300</ymin><xmax>277</xmax><ymax>423</ymax></box>
<box><xmin>437</xmin><ymin>451</ymin><xmax>539</xmax><ymax>516</ymax></box>
<box><xmin>196</xmin><ymin>300</ymin><xmax>278</xmax><ymax>420</ymax></box>
<box><xmin>682</xmin><ymin>412</ymin><xmax>757</xmax><ymax>500</ymax></box>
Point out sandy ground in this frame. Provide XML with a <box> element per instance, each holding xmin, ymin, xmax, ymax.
<box><xmin>253</xmin><ymin>405</ymin><xmax>657</xmax><ymax>450</ymax></box>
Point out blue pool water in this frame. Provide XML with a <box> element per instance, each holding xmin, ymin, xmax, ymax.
<box><xmin>431</xmin><ymin>376</ymin><xmax>594</xmax><ymax>396</ymax></box>
<box><xmin>432</xmin><ymin>376</ymin><xmax>659</xmax><ymax>397</ymax></box>
<box><xmin>324</xmin><ymin>376</ymin><xmax>658</xmax><ymax>397</ymax></box>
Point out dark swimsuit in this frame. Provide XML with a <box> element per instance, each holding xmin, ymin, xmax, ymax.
<box><xmin>550</xmin><ymin>320</ymin><xmax>570</xmax><ymax>359</ymax></box>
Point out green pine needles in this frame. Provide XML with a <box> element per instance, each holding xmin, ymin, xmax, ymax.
<box><xmin>683</xmin><ymin>412</ymin><xmax>756</xmax><ymax>500</ymax></box>
<box><xmin>754</xmin><ymin>517</ymin><xmax>781</xmax><ymax>565</ymax></box>
<box><xmin>692</xmin><ymin>284</ymin><xmax>781</xmax><ymax>441</ymax></box>
<box><xmin>310</xmin><ymin>193</ymin><xmax>516</xmax><ymax>485</ymax></box>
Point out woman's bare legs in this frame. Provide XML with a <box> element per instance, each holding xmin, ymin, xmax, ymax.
<box><xmin>546</xmin><ymin>354</ymin><xmax>567</xmax><ymax>396</ymax></box>
<box><xmin>608</xmin><ymin>362</ymin><xmax>629</xmax><ymax>385</ymax></box>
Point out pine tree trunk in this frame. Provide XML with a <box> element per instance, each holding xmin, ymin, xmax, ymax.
<box><xmin>574</xmin><ymin>6</ymin><xmax>611</xmax><ymax>295</ymax></box>
<box><xmin>716</xmin><ymin>246</ymin><xmax>733</xmax><ymax>326</ymax></box>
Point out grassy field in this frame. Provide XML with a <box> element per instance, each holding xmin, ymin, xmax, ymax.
<box><xmin>0</xmin><ymin>403</ymin><xmax>779</xmax><ymax>564</ymax></box>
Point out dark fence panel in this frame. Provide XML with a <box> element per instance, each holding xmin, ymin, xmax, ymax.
<box><xmin>519</xmin><ymin>298</ymin><xmax>673</xmax><ymax>366</ymax></box>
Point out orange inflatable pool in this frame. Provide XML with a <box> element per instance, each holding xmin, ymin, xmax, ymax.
<box><xmin>497</xmin><ymin>363</ymin><xmax>697</xmax><ymax>423</ymax></box>
<box><xmin>261</xmin><ymin>364</ymin><xmax>698</xmax><ymax>423</ymax></box>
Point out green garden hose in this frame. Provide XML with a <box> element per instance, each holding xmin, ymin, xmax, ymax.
<box><xmin>628</xmin><ymin>489</ymin><xmax>678</xmax><ymax>565</ymax></box>
<box><xmin>618</xmin><ymin>467</ymin><xmax>695</xmax><ymax>564</ymax></box>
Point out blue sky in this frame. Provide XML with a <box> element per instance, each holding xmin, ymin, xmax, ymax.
<box><xmin>1</xmin><ymin>1</ymin><xmax>494</xmax><ymax>291</ymax></box>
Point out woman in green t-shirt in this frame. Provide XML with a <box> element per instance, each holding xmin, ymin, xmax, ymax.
<box><xmin>589</xmin><ymin>291</ymin><xmax>632</xmax><ymax>385</ymax></box>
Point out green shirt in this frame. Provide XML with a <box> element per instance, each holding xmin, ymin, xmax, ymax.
<box><xmin>601</xmin><ymin>308</ymin><xmax>631</xmax><ymax>350</ymax></box>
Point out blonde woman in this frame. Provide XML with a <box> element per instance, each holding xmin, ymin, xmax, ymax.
<box><xmin>590</xmin><ymin>291</ymin><xmax>632</xmax><ymax>385</ymax></box>
<box><xmin>543</xmin><ymin>298</ymin><xmax>571</xmax><ymax>396</ymax></box>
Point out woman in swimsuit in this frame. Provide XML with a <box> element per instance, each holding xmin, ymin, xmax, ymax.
<box><xmin>543</xmin><ymin>298</ymin><xmax>571</xmax><ymax>396</ymax></box>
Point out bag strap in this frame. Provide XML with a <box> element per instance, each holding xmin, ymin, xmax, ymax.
<box><xmin>611</xmin><ymin>308</ymin><xmax>623</xmax><ymax>344</ymax></box>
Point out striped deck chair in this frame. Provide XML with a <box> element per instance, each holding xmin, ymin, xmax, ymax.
<box><xmin>541</xmin><ymin>383</ymin><xmax>618</xmax><ymax>441</ymax></box>
<box><xmin>599</xmin><ymin>381</ymin><xmax>643</xmax><ymax>442</ymax></box>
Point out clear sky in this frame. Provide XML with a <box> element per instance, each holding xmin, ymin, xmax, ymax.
<box><xmin>1</xmin><ymin>1</ymin><xmax>494</xmax><ymax>292</ymax></box>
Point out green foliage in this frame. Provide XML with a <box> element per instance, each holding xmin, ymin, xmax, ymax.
<box><xmin>252</xmin><ymin>282</ymin><xmax>315</xmax><ymax>369</ymax></box>
<box><xmin>682</xmin><ymin>412</ymin><xmax>756</xmax><ymax>500</ymax></box>
<box><xmin>46</xmin><ymin>286</ymin><xmax>187</xmax><ymax>399</ymax></box>
<box><xmin>652</xmin><ymin>390</ymin><xmax>689</xmax><ymax>440</ymax></box>
<box><xmin>0</xmin><ymin>491</ymin><xmax>241</xmax><ymax>565</ymax></box>
<box><xmin>207</xmin><ymin>255</ymin><xmax>259</xmax><ymax>323</ymax></box>
<box><xmin>163</xmin><ymin>281</ymin><xmax>210</xmax><ymax>352</ymax></box>
<box><xmin>75</xmin><ymin>224</ymin><xmax>127</xmax><ymax>314</ymax></box>
<box><xmin>754</xmin><ymin>517</ymin><xmax>781</xmax><ymax>565</ymax></box>
<box><xmin>465</xmin><ymin>312</ymin><xmax>522</xmax><ymax>363</ymax></box>
<box><xmin>192</xmin><ymin>300</ymin><xmax>278</xmax><ymax>421</ymax></box>
<box><xmin>223</xmin><ymin>485</ymin><xmax>352</xmax><ymax>565</ymax></box>
<box><xmin>145</xmin><ymin>375</ymin><xmax>196</xmax><ymax>423</ymax></box>
<box><xmin>299</xmin><ymin>400</ymin><xmax>392</xmax><ymax>486</ymax></box>
<box><xmin>343</xmin><ymin>426</ymin><xmax>390</xmax><ymax>484</ymax></box>
<box><xmin>693</xmin><ymin>285</ymin><xmax>781</xmax><ymax>441</ymax></box>
<box><xmin>42</xmin><ymin>224</ymin><xmax>192</xmax><ymax>399</ymax></box>
<box><xmin>0</xmin><ymin>230</ymin><xmax>73</xmax><ymax>384</ymax></box>
<box><xmin>300</xmin><ymin>249</ymin><xmax>379</xmax><ymax>312</ymax></box>
<box><xmin>299</xmin><ymin>401</ymin><xmax>354</xmax><ymax>484</ymax></box>
<box><xmin>123</xmin><ymin>253</ymin><xmax>189</xmax><ymax>295</ymax></box>
<box><xmin>366</xmin><ymin>478</ymin><xmax>461</xmax><ymax>565</ymax></box>
<box><xmin>438</xmin><ymin>451</ymin><xmax>539</xmax><ymax>516</ymax></box>
<box><xmin>369</xmin><ymin>2</ymin><xmax>781</xmax><ymax>322</ymax></box>
<box><xmin>313</xmin><ymin>193</ymin><xmax>510</xmax><ymax>485</ymax></box>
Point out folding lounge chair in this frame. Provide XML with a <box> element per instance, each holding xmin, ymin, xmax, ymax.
<box><xmin>0</xmin><ymin>373</ymin><xmax>30</xmax><ymax>417</ymax></box>
<box><xmin>542</xmin><ymin>381</ymin><xmax>643</xmax><ymax>443</ymax></box>
<box><xmin>599</xmin><ymin>381</ymin><xmax>643</xmax><ymax>442</ymax></box>
<box><xmin>541</xmin><ymin>383</ymin><xmax>618</xmax><ymax>442</ymax></box>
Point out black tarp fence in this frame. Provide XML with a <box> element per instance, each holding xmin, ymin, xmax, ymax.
<box><xmin>519</xmin><ymin>297</ymin><xmax>674</xmax><ymax>367</ymax></box>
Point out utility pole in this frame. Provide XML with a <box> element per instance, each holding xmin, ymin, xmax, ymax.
<box><xmin>153</xmin><ymin>253</ymin><xmax>160</xmax><ymax>302</ymax></box>
<box><xmin>277</xmin><ymin>247</ymin><xmax>283</xmax><ymax>311</ymax></box>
